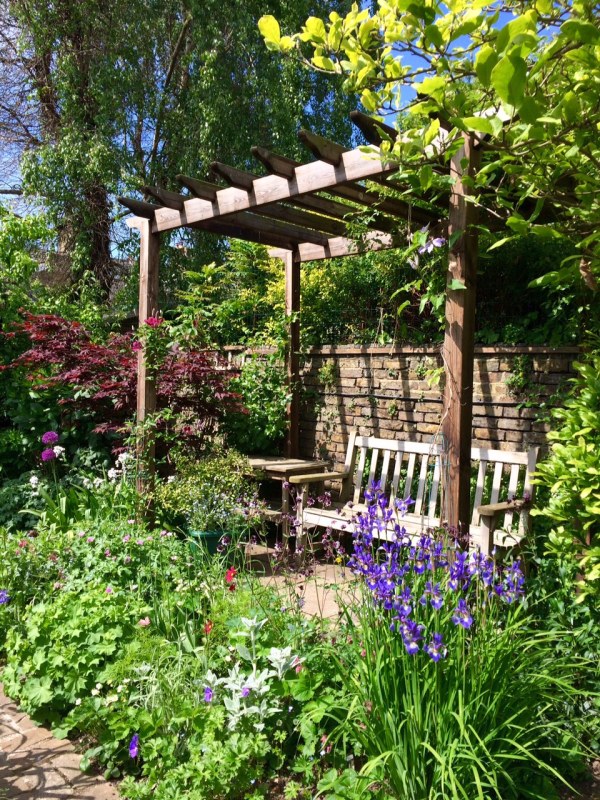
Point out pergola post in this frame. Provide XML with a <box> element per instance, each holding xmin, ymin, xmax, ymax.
<box><xmin>136</xmin><ymin>219</ymin><xmax>161</xmax><ymax>500</ymax></box>
<box><xmin>284</xmin><ymin>249</ymin><xmax>301</xmax><ymax>458</ymax></box>
<box><xmin>441</xmin><ymin>133</ymin><xmax>480</xmax><ymax>535</ymax></box>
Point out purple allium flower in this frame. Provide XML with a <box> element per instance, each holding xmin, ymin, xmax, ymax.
<box><xmin>129</xmin><ymin>734</ymin><xmax>139</xmax><ymax>759</ymax></box>
<box><xmin>425</xmin><ymin>633</ymin><xmax>447</xmax><ymax>662</ymax></box>
<box><xmin>41</xmin><ymin>448</ymin><xmax>56</xmax><ymax>462</ymax></box>
<box><xmin>0</xmin><ymin>590</ymin><xmax>10</xmax><ymax>605</ymax></box>
<box><xmin>452</xmin><ymin>598</ymin><xmax>473</xmax><ymax>629</ymax></box>
<box><xmin>41</xmin><ymin>431</ymin><xmax>59</xmax><ymax>445</ymax></box>
<box><xmin>203</xmin><ymin>686</ymin><xmax>213</xmax><ymax>703</ymax></box>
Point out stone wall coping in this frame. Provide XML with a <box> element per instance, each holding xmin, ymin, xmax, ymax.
<box><xmin>227</xmin><ymin>343</ymin><xmax>581</xmax><ymax>357</ymax></box>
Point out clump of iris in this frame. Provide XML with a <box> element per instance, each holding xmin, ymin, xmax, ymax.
<box><xmin>347</xmin><ymin>482</ymin><xmax>525</xmax><ymax>660</ymax></box>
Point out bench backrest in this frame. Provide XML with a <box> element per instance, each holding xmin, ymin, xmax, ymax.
<box><xmin>340</xmin><ymin>432</ymin><xmax>537</xmax><ymax>536</ymax></box>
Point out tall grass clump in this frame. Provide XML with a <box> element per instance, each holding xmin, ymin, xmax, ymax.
<box><xmin>319</xmin><ymin>484</ymin><xmax>586</xmax><ymax>800</ymax></box>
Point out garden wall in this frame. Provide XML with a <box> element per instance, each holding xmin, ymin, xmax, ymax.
<box><xmin>297</xmin><ymin>345</ymin><xmax>580</xmax><ymax>467</ymax></box>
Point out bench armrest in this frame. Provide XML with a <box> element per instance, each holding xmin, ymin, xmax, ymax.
<box><xmin>288</xmin><ymin>470</ymin><xmax>349</xmax><ymax>485</ymax></box>
<box><xmin>477</xmin><ymin>499</ymin><xmax>529</xmax><ymax>517</ymax></box>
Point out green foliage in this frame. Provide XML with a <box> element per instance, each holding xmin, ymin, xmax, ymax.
<box><xmin>533</xmin><ymin>345</ymin><xmax>600</xmax><ymax>598</ymax></box>
<box><xmin>261</xmin><ymin>1</ymin><xmax>600</xmax><ymax>287</ymax></box>
<box><xmin>2</xmin><ymin>586</ymin><xmax>140</xmax><ymax>720</ymax></box>
<box><xmin>154</xmin><ymin>448</ymin><xmax>258</xmax><ymax>532</ymax></box>
<box><xmin>225</xmin><ymin>355</ymin><xmax>291</xmax><ymax>455</ymax></box>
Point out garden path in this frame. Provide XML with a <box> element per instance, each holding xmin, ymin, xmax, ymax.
<box><xmin>0</xmin><ymin>686</ymin><xmax>119</xmax><ymax>800</ymax></box>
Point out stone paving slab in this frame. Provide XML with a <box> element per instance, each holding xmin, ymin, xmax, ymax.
<box><xmin>0</xmin><ymin>685</ymin><xmax>120</xmax><ymax>800</ymax></box>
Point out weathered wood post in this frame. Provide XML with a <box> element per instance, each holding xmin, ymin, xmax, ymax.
<box><xmin>284</xmin><ymin>249</ymin><xmax>300</xmax><ymax>458</ymax></box>
<box><xmin>136</xmin><ymin>219</ymin><xmax>161</xmax><ymax>503</ymax></box>
<box><xmin>441</xmin><ymin>133</ymin><xmax>480</xmax><ymax>534</ymax></box>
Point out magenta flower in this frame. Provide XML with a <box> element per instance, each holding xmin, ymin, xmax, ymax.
<box><xmin>41</xmin><ymin>431</ymin><xmax>59</xmax><ymax>445</ymax></box>
<box><xmin>144</xmin><ymin>316</ymin><xmax>162</xmax><ymax>327</ymax></box>
<box><xmin>105</xmin><ymin>586</ymin><xmax>113</xmax><ymax>595</ymax></box>
<box><xmin>132</xmin><ymin>340</ymin><xmax>142</xmax><ymax>351</ymax></box>
<box><xmin>41</xmin><ymin>448</ymin><xmax>56</xmax><ymax>462</ymax></box>
<box><xmin>129</xmin><ymin>734</ymin><xmax>139</xmax><ymax>759</ymax></box>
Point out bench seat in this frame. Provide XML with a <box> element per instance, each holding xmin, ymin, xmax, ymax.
<box><xmin>291</xmin><ymin>432</ymin><xmax>538</xmax><ymax>554</ymax></box>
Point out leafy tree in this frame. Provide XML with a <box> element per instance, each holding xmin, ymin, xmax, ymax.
<box><xmin>259</xmin><ymin>0</ymin><xmax>600</xmax><ymax>289</ymax></box>
<box><xmin>1</xmin><ymin>0</ymin><xmax>356</xmax><ymax>297</ymax></box>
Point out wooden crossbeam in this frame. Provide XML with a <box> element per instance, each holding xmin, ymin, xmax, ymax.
<box><xmin>150</xmin><ymin>147</ymin><xmax>400</xmax><ymax>234</ymax></box>
<box><xmin>118</xmin><ymin>196</ymin><xmax>162</xmax><ymax>219</ymax></box>
<box><xmin>176</xmin><ymin>175</ymin><xmax>219</xmax><ymax>202</ymax></box>
<box><xmin>350</xmin><ymin>110</ymin><xmax>398</xmax><ymax>146</ymax></box>
<box><xmin>251</xmin><ymin>146</ymin><xmax>296</xmax><ymax>179</ymax></box>
<box><xmin>211</xmin><ymin>161</ymin><xmax>255</xmax><ymax>191</ymax></box>
<box><xmin>194</xmin><ymin>219</ymin><xmax>296</xmax><ymax>251</ymax></box>
<box><xmin>194</xmin><ymin>208</ymin><xmax>331</xmax><ymax>248</ymax></box>
<box><xmin>299</xmin><ymin>129</ymin><xmax>347</xmax><ymax>165</ymax></box>
<box><xmin>144</xmin><ymin>186</ymin><xmax>185</xmax><ymax>211</ymax></box>
<box><xmin>252</xmin><ymin>203</ymin><xmax>348</xmax><ymax>238</ymax></box>
<box><xmin>270</xmin><ymin>228</ymin><xmax>396</xmax><ymax>263</ymax></box>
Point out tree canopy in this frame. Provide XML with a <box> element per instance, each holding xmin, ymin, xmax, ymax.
<box><xmin>259</xmin><ymin>0</ymin><xmax>600</xmax><ymax>291</ymax></box>
<box><xmin>0</xmin><ymin>0</ymin><xmax>356</xmax><ymax>296</ymax></box>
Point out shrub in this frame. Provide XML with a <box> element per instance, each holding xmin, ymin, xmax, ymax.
<box><xmin>533</xmin><ymin>345</ymin><xmax>600</xmax><ymax>599</ymax></box>
<box><xmin>1</xmin><ymin>312</ymin><xmax>242</xmax><ymax>455</ymax></box>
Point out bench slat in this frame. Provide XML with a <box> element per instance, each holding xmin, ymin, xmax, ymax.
<box><xmin>354</xmin><ymin>446</ymin><xmax>368</xmax><ymax>504</ymax></box>
<box><xmin>367</xmin><ymin>448</ymin><xmax>380</xmax><ymax>489</ymax></box>
<box><xmin>380</xmin><ymin>449</ymin><xmax>392</xmax><ymax>494</ymax></box>
<box><xmin>414</xmin><ymin>455</ymin><xmax>430</xmax><ymax>516</ymax></box>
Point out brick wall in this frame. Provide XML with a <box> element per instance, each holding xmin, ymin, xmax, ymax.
<box><xmin>296</xmin><ymin>345</ymin><xmax>579</xmax><ymax>467</ymax></box>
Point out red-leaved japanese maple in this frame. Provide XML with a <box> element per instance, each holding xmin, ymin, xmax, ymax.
<box><xmin>2</xmin><ymin>313</ymin><xmax>243</xmax><ymax>452</ymax></box>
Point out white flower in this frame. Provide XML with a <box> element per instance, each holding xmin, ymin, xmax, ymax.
<box><xmin>93</xmin><ymin>478</ymin><xmax>104</xmax><ymax>489</ymax></box>
<box><xmin>75</xmin><ymin>698</ymin><xmax>82</xmax><ymax>706</ymax></box>
<box><xmin>167</xmin><ymin>475</ymin><xmax>176</xmax><ymax>484</ymax></box>
<box><xmin>29</xmin><ymin>475</ymin><xmax>39</xmax><ymax>488</ymax></box>
<box><xmin>107</xmin><ymin>468</ymin><xmax>120</xmax><ymax>481</ymax></box>
<box><xmin>82</xmin><ymin>478</ymin><xmax>92</xmax><ymax>489</ymax></box>
<box><xmin>53</xmin><ymin>445</ymin><xmax>65</xmax><ymax>458</ymax></box>
<box><xmin>91</xmin><ymin>689</ymin><xmax>99</xmax><ymax>696</ymax></box>
<box><xmin>116</xmin><ymin>452</ymin><xmax>130</xmax><ymax>465</ymax></box>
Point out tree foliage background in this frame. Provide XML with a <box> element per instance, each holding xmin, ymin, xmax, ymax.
<box><xmin>0</xmin><ymin>0</ymin><xmax>356</xmax><ymax>298</ymax></box>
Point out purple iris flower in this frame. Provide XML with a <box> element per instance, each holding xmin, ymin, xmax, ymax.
<box><xmin>203</xmin><ymin>686</ymin><xmax>213</xmax><ymax>703</ymax></box>
<box><xmin>394</xmin><ymin>496</ymin><xmax>414</xmax><ymax>516</ymax></box>
<box><xmin>452</xmin><ymin>598</ymin><xmax>473</xmax><ymax>629</ymax></box>
<box><xmin>400</xmin><ymin>619</ymin><xmax>424</xmax><ymax>655</ymax></box>
<box><xmin>425</xmin><ymin>633</ymin><xmax>447</xmax><ymax>662</ymax></box>
<box><xmin>0</xmin><ymin>590</ymin><xmax>10</xmax><ymax>605</ymax></box>
<box><xmin>128</xmin><ymin>734</ymin><xmax>139</xmax><ymax>759</ymax></box>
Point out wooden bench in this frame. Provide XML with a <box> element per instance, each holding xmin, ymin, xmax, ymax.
<box><xmin>289</xmin><ymin>432</ymin><xmax>538</xmax><ymax>554</ymax></box>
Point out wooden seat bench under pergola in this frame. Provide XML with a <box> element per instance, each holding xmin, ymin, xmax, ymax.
<box><xmin>119</xmin><ymin>111</ymin><xmax>482</xmax><ymax>534</ymax></box>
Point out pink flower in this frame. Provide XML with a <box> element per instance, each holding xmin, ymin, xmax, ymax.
<box><xmin>105</xmin><ymin>586</ymin><xmax>113</xmax><ymax>595</ymax></box>
<box><xmin>122</xmin><ymin>534</ymin><xmax>131</xmax><ymax>543</ymax></box>
<box><xmin>41</xmin><ymin>448</ymin><xmax>56</xmax><ymax>462</ymax></box>
<box><xmin>138</xmin><ymin>617</ymin><xmax>151</xmax><ymax>627</ymax></box>
<box><xmin>144</xmin><ymin>316</ymin><xmax>162</xmax><ymax>328</ymax></box>
<box><xmin>132</xmin><ymin>340</ymin><xmax>142</xmax><ymax>351</ymax></box>
<box><xmin>41</xmin><ymin>431</ymin><xmax>59</xmax><ymax>445</ymax></box>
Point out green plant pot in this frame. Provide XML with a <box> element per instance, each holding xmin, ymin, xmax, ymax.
<box><xmin>188</xmin><ymin>530</ymin><xmax>223</xmax><ymax>556</ymax></box>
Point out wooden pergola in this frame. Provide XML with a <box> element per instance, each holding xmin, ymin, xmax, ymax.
<box><xmin>120</xmin><ymin>111</ymin><xmax>479</xmax><ymax>533</ymax></box>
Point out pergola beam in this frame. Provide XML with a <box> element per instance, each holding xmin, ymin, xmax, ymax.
<box><xmin>149</xmin><ymin>146</ymin><xmax>400</xmax><ymax>233</ymax></box>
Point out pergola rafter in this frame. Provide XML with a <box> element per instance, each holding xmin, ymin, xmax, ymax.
<box><xmin>120</xmin><ymin>116</ymin><xmax>478</xmax><ymax>534</ymax></box>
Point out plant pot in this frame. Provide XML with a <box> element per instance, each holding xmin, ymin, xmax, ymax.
<box><xmin>188</xmin><ymin>529</ymin><xmax>223</xmax><ymax>556</ymax></box>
